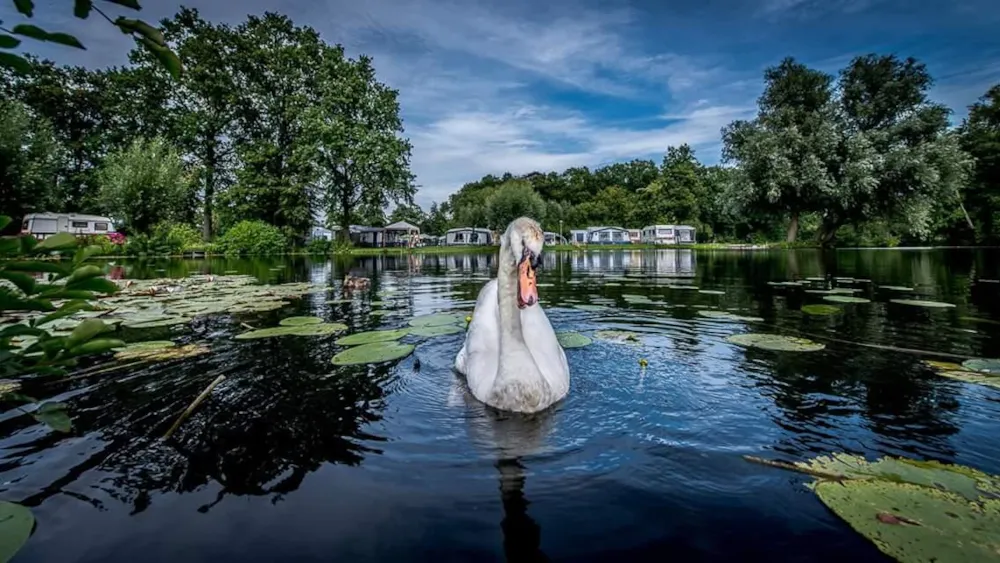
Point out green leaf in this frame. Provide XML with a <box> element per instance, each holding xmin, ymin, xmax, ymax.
<box><xmin>0</xmin><ymin>500</ymin><xmax>34</xmax><ymax>563</ymax></box>
<box><xmin>0</xmin><ymin>52</ymin><xmax>31</xmax><ymax>74</ymax></box>
<box><xmin>0</xmin><ymin>325</ymin><xmax>47</xmax><ymax>339</ymax></box>
<box><xmin>1</xmin><ymin>260</ymin><xmax>71</xmax><ymax>275</ymax></box>
<box><xmin>0</xmin><ymin>237</ymin><xmax>19</xmax><ymax>256</ymax></box>
<box><xmin>35</xmin><ymin>232</ymin><xmax>77</xmax><ymax>251</ymax></box>
<box><xmin>0</xmin><ymin>271</ymin><xmax>36</xmax><ymax>295</ymax></box>
<box><xmin>0</xmin><ymin>217</ymin><xmax>9</xmax><ymax>229</ymax></box>
<box><xmin>73</xmin><ymin>244</ymin><xmax>104</xmax><ymax>263</ymax></box>
<box><xmin>114</xmin><ymin>17</ymin><xmax>165</xmax><ymax>45</ymax></box>
<box><xmin>0</xmin><ymin>291</ymin><xmax>54</xmax><ymax>312</ymax></box>
<box><xmin>104</xmin><ymin>0</ymin><xmax>142</xmax><ymax>9</ymax></box>
<box><xmin>139</xmin><ymin>37</ymin><xmax>182</xmax><ymax>79</ymax></box>
<box><xmin>33</xmin><ymin>402</ymin><xmax>72</xmax><ymax>432</ymax></box>
<box><xmin>74</xmin><ymin>0</ymin><xmax>93</xmax><ymax>18</ymax></box>
<box><xmin>36</xmin><ymin>289</ymin><xmax>95</xmax><ymax>300</ymax></box>
<box><xmin>67</xmin><ymin>338</ymin><xmax>125</xmax><ymax>357</ymax></box>
<box><xmin>31</xmin><ymin>301</ymin><xmax>93</xmax><ymax>327</ymax></box>
<box><xmin>66</xmin><ymin>319</ymin><xmax>111</xmax><ymax>348</ymax></box>
<box><xmin>65</xmin><ymin>277</ymin><xmax>117</xmax><ymax>294</ymax></box>
<box><xmin>66</xmin><ymin>264</ymin><xmax>103</xmax><ymax>284</ymax></box>
<box><xmin>0</xmin><ymin>35</ymin><xmax>20</xmax><ymax>49</ymax></box>
<box><xmin>11</xmin><ymin>25</ymin><xmax>85</xmax><ymax>49</ymax></box>
<box><xmin>13</xmin><ymin>0</ymin><xmax>34</xmax><ymax>17</ymax></box>
<box><xmin>18</xmin><ymin>235</ymin><xmax>37</xmax><ymax>254</ymax></box>
<box><xmin>3</xmin><ymin>393</ymin><xmax>38</xmax><ymax>404</ymax></box>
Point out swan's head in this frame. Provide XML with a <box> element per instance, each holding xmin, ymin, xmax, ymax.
<box><xmin>504</xmin><ymin>217</ymin><xmax>544</xmax><ymax>309</ymax></box>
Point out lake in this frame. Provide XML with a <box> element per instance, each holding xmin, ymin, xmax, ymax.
<box><xmin>4</xmin><ymin>248</ymin><xmax>1000</xmax><ymax>562</ymax></box>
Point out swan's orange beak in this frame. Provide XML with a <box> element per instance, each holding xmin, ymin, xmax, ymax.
<box><xmin>517</xmin><ymin>256</ymin><xmax>538</xmax><ymax>309</ymax></box>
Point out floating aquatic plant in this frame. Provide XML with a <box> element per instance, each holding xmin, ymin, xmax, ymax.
<box><xmin>594</xmin><ymin>330</ymin><xmax>641</xmax><ymax>344</ymax></box>
<box><xmin>113</xmin><ymin>341</ymin><xmax>209</xmax><ymax>362</ymax></box>
<box><xmin>726</xmin><ymin>333</ymin><xmax>825</xmax><ymax>352</ymax></box>
<box><xmin>963</xmin><ymin>358</ymin><xmax>1000</xmax><ymax>374</ymax></box>
<box><xmin>890</xmin><ymin>299</ymin><xmax>956</xmax><ymax>308</ymax></box>
<box><xmin>697</xmin><ymin>310</ymin><xmax>764</xmax><ymax>322</ymax></box>
<box><xmin>880</xmin><ymin>285</ymin><xmax>914</xmax><ymax>291</ymax></box>
<box><xmin>823</xmin><ymin>295</ymin><xmax>871</xmax><ymax>304</ymax></box>
<box><xmin>331</xmin><ymin>341</ymin><xmax>415</xmax><ymax>366</ymax></box>
<box><xmin>335</xmin><ymin>328</ymin><xmax>410</xmax><ymax>346</ymax></box>
<box><xmin>278</xmin><ymin>316</ymin><xmax>323</xmax><ymax>327</ymax></box>
<box><xmin>0</xmin><ymin>501</ymin><xmax>33</xmax><ymax>563</ymax></box>
<box><xmin>698</xmin><ymin>290</ymin><xmax>726</xmax><ymax>295</ymax></box>
<box><xmin>744</xmin><ymin>452</ymin><xmax>1000</xmax><ymax>563</ymax></box>
<box><xmin>409</xmin><ymin>324</ymin><xmax>463</xmax><ymax>337</ymax></box>
<box><xmin>409</xmin><ymin>313</ymin><xmax>465</xmax><ymax>327</ymax></box>
<box><xmin>556</xmin><ymin>332</ymin><xmax>592</xmax><ymax>348</ymax></box>
<box><xmin>801</xmin><ymin>304</ymin><xmax>841</xmax><ymax>316</ymax></box>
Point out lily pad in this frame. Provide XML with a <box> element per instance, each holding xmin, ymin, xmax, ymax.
<box><xmin>811</xmin><ymin>479</ymin><xmax>1000</xmax><ymax>563</ymax></box>
<box><xmin>556</xmin><ymin>332</ymin><xmax>593</xmax><ymax>348</ymax></box>
<box><xmin>335</xmin><ymin>328</ymin><xmax>410</xmax><ymax>346</ymax></box>
<box><xmin>235</xmin><ymin>323</ymin><xmax>347</xmax><ymax>339</ymax></box>
<box><xmin>890</xmin><ymin>299</ymin><xmax>956</xmax><ymax>309</ymax></box>
<box><xmin>962</xmin><ymin>358</ymin><xmax>1000</xmax><ymax>375</ymax></box>
<box><xmin>409</xmin><ymin>324</ymin><xmax>463</xmax><ymax>337</ymax></box>
<box><xmin>0</xmin><ymin>500</ymin><xmax>34</xmax><ymax>563</ymax></box>
<box><xmin>880</xmin><ymin>285</ymin><xmax>914</xmax><ymax>291</ymax></box>
<box><xmin>409</xmin><ymin>313</ymin><xmax>464</xmax><ymax>327</ymax></box>
<box><xmin>698</xmin><ymin>290</ymin><xmax>726</xmax><ymax>295</ymax></box>
<box><xmin>279</xmin><ymin>316</ymin><xmax>324</xmax><ymax>327</ymax></box>
<box><xmin>801</xmin><ymin>304</ymin><xmax>841</xmax><ymax>316</ymax></box>
<box><xmin>331</xmin><ymin>341</ymin><xmax>415</xmax><ymax>366</ymax></box>
<box><xmin>594</xmin><ymin>330</ymin><xmax>641</xmax><ymax>344</ymax></box>
<box><xmin>924</xmin><ymin>360</ymin><xmax>964</xmax><ymax>371</ymax></box>
<box><xmin>938</xmin><ymin>370</ymin><xmax>1000</xmax><ymax>389</ymax></box>
<box><xmin>122</xmin><ymin>317</ymin><xmax>189</xmax><ymax>329</ymax></box>
<box><xmin>823</xmin><ymin>295</ymin><xmax>871</xmax><ymax>304</ymax></box>
<box><xmin>726</xmin><ymin>333</ymin><xmax>825</xmax><ymax>352</ymax></box>
<box><xmin>697</xmin><ymin>310</ymin><xmax>764</xmax><ymax>322</ymax></box>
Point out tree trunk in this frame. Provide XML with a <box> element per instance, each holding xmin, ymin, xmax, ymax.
<box><xmin>339</xmin><ymin>187</ymin><xmax>352</xmax><ymax>244</ymax></box>
<box><xmin>818</xmin><ymin>217</ymin><xmax>841</xmax><ymax>247</ymax></box>
<box><xmin>786</xmin><ymin>211</ymin><xmax>800</xmax><ymax>243</ymax></box>
<box><xmin>202</xmin><ymin>141</ymin><xmax>216</xmax><ymax>241</ymax></box>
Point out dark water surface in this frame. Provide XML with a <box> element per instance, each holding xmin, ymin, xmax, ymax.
<box><xmin>4</xmin><ymin>249</ymin><xmax>1000</xmax><ymax>562</ymax></box>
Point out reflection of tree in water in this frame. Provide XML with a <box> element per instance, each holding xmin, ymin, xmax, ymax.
<box><xmin>18</xmin><ymin>323</ymin><xmax>396</xmax><ymax>514</ymax></box>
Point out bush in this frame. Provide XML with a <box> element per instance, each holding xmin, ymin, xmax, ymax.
<box><xmin>78</xmin><ymin>234</ymin><xmax>124</xmax><ymax>256</ymax></box>
<box><xmin>154</xmin><ymin>222</ymin><xmax>202</xmax><ymax>252</ymax></box>
<box><xmin>305</xmin><ymin>237</ymin><xmax>332</xmax><ymax>255</ymax></box>
<box><xmin>216</xmin><ymin>220</ymin><xmax>287</xmax><ymax>255</ymax></box>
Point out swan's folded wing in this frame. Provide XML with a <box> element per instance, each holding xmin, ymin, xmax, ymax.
<box><xmin>522</xmin><ymin>304</ymin><xmax>570</xmax><ymax>401</ymax></box>
<box><xmin>458</xmin><ymin>280</ymin><xmax>501</xmax><ymax>400</ymax></box>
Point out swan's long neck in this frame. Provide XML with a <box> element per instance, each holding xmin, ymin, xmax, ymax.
<box><xmin>494</xmin><ymin>237</ymin><xmax>543</xmax><ymax>391</ymax></box>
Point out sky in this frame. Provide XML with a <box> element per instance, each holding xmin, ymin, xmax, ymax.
<box><xmin>16</xmin><ymin>0</ymin><xmax>1000</xmax><ymax>208</ymax></box>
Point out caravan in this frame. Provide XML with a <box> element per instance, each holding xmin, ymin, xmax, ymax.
<box><xmin>21</xmin><ymin>213</ymin><xmax>117</xmax><ymax>240</ymax></box>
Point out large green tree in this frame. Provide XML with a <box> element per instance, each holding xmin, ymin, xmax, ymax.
<box><xmin>958</xmin><ymin>84</ymin><xmax>1000</xmax><ymax>243</ymax></box>
<box><xmin>484</xmin><ymin>180</ymin><xmax>547</xmax><ymax>231</ymax></box>
<box><xmin>96</xmin><ymin>138</ymin><xmax>192</xmax><ymax>234</ymax></box>
<box><xmin>0</xmin><ymin>99</ymin><xmax>62</xmax><ymax>229</ymax></box>
<box><xmin>305</xmin><ymin>47</ymin><xmax>414</xmax><ymax>239</ymax></box>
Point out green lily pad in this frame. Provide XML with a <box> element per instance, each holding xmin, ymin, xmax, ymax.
<box><xmin>409</xmin><ymin>313</ymin><xmax>464</xmax><ymax>327</ymax></box>
<box><xmin>962</xmin><ymin>358</ymin><xmax>1000</xmax><ymax>375</ymax></box>
<box><xmin>409</xmin><ymin>324</ymin><xmax>463</xmax><ymax>337</ymax></box>
<box><xmin>594</xmin><ymin>330</ymin><xmax>641</xmax><ymax>344</ymax></box>
<box><xmin>726</xmin><ymin>333</ymin><xmax>825</xmax><ymax>352</ymax></box>
<box><xmin>890</xmin><ymin>299</ymin><xmax>956</xmax><ymax>309</ymax></box>
<box><xmin>811</xmin><ymin>479</ymin><xmax>1000</xmax><ymax>563</ymax></box>
<box><xmin>697</xmin><ymin>310</ymin><xmax>764</xmax><ymax>322</ymax></box>
<box><xmin>801</xmin><ymin>304</ymin><xmax>841</xmax><ymax>316</ymax></box>
<box><xmin>768</xmin><ymin>281</ymin><xmax>802</xmax><ymax>287</ymax></box>
<box><xmin>335</xmin><ymin>328</ymin><xmax>410</xmax><ymax>346</ymax></box>
<box><xmin>33</xmin><ymin>402</ymin><xmax>71</xmax><ymax>433</ymax></box>
<box><xmin>804</xmin><ymin>289</ymin><xmax>837</xmax><ymax>295</ymax></box>
<box><xmin>573</xmin><ymin>304</ymin><xmax>608</xmax><ymax>312</ymax></box>
<box><xmin>938</xmin><ymin>370</ymin><xmax>1000</xmax><ymax>390</ymax></box>
<box><xmin>805</xmin><ymin>277</ymin><xmax>826</xmax><ymax>282</ymax></box>
<box><xmin>823</xmin><ymin>295</ymin><xmax>871</xmax><ymax>304</ymax></box>
<box><xmin>331</xmin><ymin>341</ymin><xmax>415</xmax><ymax>366</ymax></box>
<box><xmin>698</xmin><ymin>289</ymin><xmax>726</xmax><ymax>295</ymax></box>
<box><xmin>123</xmin><ymin>317</ymin><xmax>189</xmax><ymax>329</ymax></box>
<box><xmin>880</xmin><ymin>285</ymin><xmax>914</xmax><ymax>291</ymax></box>
<box><xmin>279</xmin><ymin>316</ymin><xmax>324</xmax><ymax>327</ymax></box>
<box><xmin>0</xmin><ymin>500</ymin><xmax>34</xmax><ymax>563</ymax></box>
<box><xmin>556</xmin><ymin>332</ymin><xmax>592</xmax><ymax>348</ymax></box>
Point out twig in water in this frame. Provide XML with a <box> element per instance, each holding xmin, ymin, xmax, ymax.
<box><xmin>742</xmin><ymin>455</ymin><xmax>846</xmax><ymax>481</ymax></box>
<box><xmin>162</xmin><ymin>374</ymin><xmax>226</xmax><ymax>440</ymax></box>
<box><xmin>240</xmin><ymin>322</ymin><xmax>255</xmax><ymax>330</ymax></box>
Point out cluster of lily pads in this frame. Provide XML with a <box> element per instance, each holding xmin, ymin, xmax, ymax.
<box><xmin>329</xmin><ymin>313</ymin><xmax>469</xmax><ymax>366</ymax></box>
<box><xmin>768</xmin><ymin>276</ymin><xmax>958</xmax><ymax>309</ymax></box>
<box><xmin>924</xmin><ymin>358</ymin><xmax>1000</xmax><ymax>390</ymax></box>
<box><xmin>746</xmin><ymin>452</ymin><xmax>1000</xmax><ymax>563</ymax></box>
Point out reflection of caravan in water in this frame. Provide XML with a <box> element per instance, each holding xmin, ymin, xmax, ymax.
<box><xmin>21</xmin><ymin>213</ymin><xmax>117</xmax><ymax>240</ymax></box>
<box><xmin>570</xmin><ymin>249</ymin><xmax>695</xmax><ymax>277</ymax></box>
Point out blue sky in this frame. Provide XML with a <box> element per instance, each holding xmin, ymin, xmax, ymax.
<box><xmin>17</xmin><ymin>0</ymin><xmax>1000</xmax><ymax>208</ymax></box>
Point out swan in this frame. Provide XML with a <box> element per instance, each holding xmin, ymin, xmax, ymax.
<box><xmin>454</xmin><ymin>217</ymin><xmax>570</xmax><ymax>413</ymax></box>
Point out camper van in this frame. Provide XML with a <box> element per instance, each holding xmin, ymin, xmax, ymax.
<box><xmin>21</xmin><ymin>213</ymin><xmax>117</xmax><ymax>240</ymax></box>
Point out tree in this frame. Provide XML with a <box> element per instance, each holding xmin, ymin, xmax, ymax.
<box><xmin>484</xmin><ymin>180</ymin><xmax>547</xmax><ymax>231</ymax></box>
<box><xmin>721</xmin><ymin>57</ymin><xmax>839</xmax><ymax>242</ymax></box>
<box><xmin>306</xmin><ymin>47</ymin><xmax>414</xmax><ymax>239</ymax></box>
<box><xmin>388</xmin><ymin>203</ymin><xmax>426</xmax><ymax>227</ymax></box>
<box><xmin>96</xmin><ymin>138</ymin><xmax>191</xmax><ymax>234</ymax></box>
<box><xmin>959</xmin><ymin>84</ymin><xmax>1000</xmax><ymax>243</ymax></box>
<box><xmin>422</xmin><ymin>202</ymin><xmax>449</xmax><ymax>235</ymax></box>
<box><xmin>130</xmin><ymin>8</ymin><xmax>241</xmax><ymax>241</ymax></box>
<box><xmin>0</xmin><ymin>99</ymin><xmax>62</xmax><ymax>230</ymax></box>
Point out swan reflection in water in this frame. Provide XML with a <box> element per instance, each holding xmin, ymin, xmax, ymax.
<box><xmin>448</xmin><ymin>375</ymin><xmax>556</xmax><ymax>562</ymax></box>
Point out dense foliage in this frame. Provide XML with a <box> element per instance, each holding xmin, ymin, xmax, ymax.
<box><xmin>1</xmin><ymin>7</ymin><xmax>413</xmax><ymax>251</ymax></box>
<box><xmin>214</xmin><ymin>220</ymin><xmax>288</xmax><ymax>255</ymax></box>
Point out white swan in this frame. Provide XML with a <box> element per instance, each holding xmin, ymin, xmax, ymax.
<box><xmin>454</xmin><ymin>217</ymin><xmax>570</xmax><ymax>413</ymax></box>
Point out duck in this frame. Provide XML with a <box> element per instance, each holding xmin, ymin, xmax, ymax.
<box><xmin>343</xmin><ymin>274</ymin><xmax>370</xmax><ymax>290</ymax></box>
